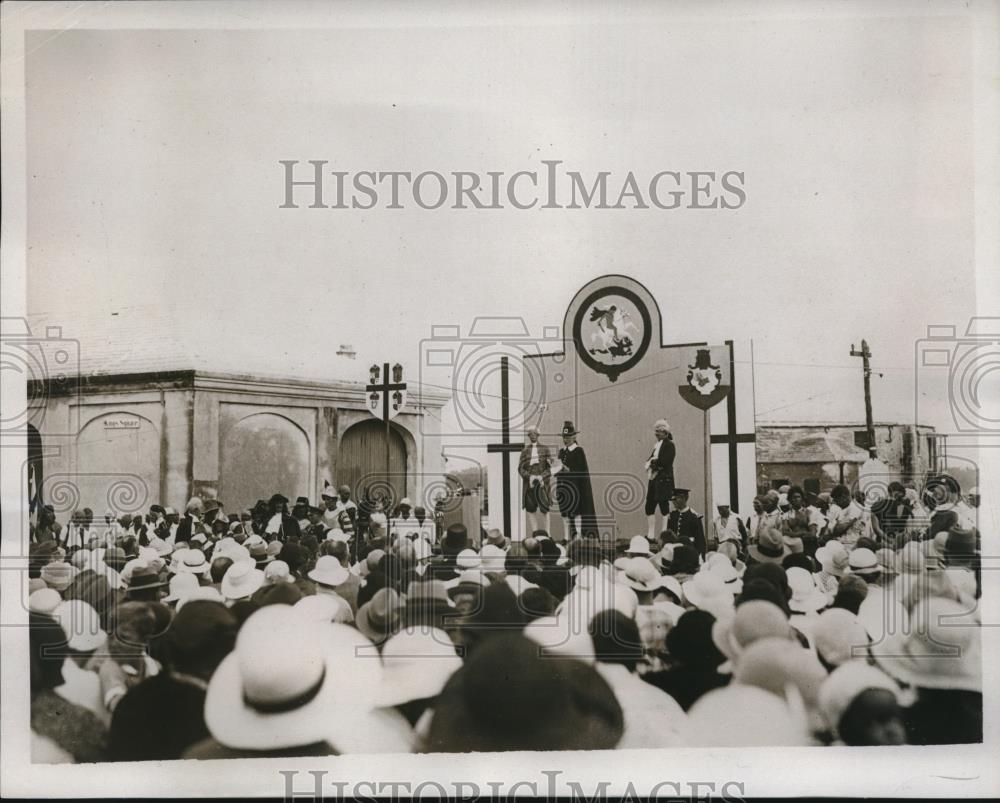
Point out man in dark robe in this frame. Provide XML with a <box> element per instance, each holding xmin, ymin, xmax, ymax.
<box><xmin>554</xmin><ymin>421</ymin><xmax>597</xmax><ymax>541</ymax></box>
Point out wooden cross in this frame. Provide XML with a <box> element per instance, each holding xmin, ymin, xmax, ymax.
<box><xmin>486</xmin><ymin>356</ymin><xmax>524</xmax><ymax>539</ymax></box>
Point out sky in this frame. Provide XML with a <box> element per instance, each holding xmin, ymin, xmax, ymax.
<box><xmin>23</xmin><ymin>8</ymin><xmax>981</xmax><ymax>440</ymax></box>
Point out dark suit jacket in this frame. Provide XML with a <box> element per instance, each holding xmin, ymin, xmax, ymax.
<box><xmin>647</xmin><ymin>437</ymin><xmax>676</xmax><ymax>502</ymax></box>
<box><xmin>518</xmin><ymin>442</ymin><xmax>553</xmax><ymax>507</ymax></box>
<box><xmin>667</xmin><ymin>508</ymin><xmax>706</xmax><ymax>556</ymax></box>
<box><xmin>174</xmin><ymin>516</ymin><xmax>194</xmax><ymax>544</ymax></box>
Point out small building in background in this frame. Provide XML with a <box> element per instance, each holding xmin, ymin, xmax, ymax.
<box><xmin>755</xmin><ymin>421</ymin><xmax>944</xmax><ymax>494</ymax></box>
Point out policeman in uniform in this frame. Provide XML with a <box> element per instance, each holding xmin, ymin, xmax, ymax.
<box><xmin>666</xmin><ymin>487</ymin><xmax>706</xmax><ymax>557</ymax></box>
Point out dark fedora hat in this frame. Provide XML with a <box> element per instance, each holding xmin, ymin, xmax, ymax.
<box><xmin>269</xmin><ymin>493</ymin><xmax>289</xmax><ymax>506</ymax></box>
<box><xmin>945</xmin><ymin>526</ymin><xmax>978</xmax><ymax>556</ymax></box>
<box><xmin>125</xmin><ymin>566</ymin><xmax>168</xmax><ymax>596</ymax></box>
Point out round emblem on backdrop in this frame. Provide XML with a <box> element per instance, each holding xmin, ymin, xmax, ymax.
<box><xmin>572</xmin><ymin>286</ymin><xmax>652</xmax><ymax>382</ymax></box>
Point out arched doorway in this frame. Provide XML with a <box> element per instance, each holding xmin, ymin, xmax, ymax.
<box><xmin>339</xmin><ymin>419</ymin><xmax>407</xmax><ymax>505</ymax></box>
<box><xmin>219</xmin><ymin>412</ymin><xmax>311</xmax><ymax>513</ymax></box>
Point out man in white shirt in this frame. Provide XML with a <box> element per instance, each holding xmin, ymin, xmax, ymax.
<box><xmin>825</xmin><ymin>484</ymin><xmax>871</xmax><ymax>550</ymax></box>
<box><xmin>713</xmin><ymin>502</ymin><xmax>747</xmax><ymax>549</ymax></box>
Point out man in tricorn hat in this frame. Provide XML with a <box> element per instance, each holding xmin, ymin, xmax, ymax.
<box><xmin>553</xmin><ymin>421</ymin><xmax>596</xmax><ymax>541</ymax></box>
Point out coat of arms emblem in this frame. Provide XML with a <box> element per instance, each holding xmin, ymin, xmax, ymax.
<box><xmin>678</xmin><ymin>348</ymin><xmax>730</xmax><ymax>409</ymax></box>
<box><xmin>572</xmin><ymin>287</ymin><xmax>652</xmax><ymax>382</ymax></box>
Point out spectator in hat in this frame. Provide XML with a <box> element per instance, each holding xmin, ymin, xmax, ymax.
<box><xmin>186</xmin><ymin>607</ymin><xmax>390</xmax><ymax>758</ymax></box>
<box><xmin>645</xmin><ymin>608</ymin><xmax>729</xmax><ymax>710</ymax></box>
<box><xmin>814</xmin><ymin>540</ymin><xmax>850</xmax><ymax>601</ymax></box>
<box><xmin>811</xmin><ymin>608</ymin><xmax>871</xmax><ymax>671</ymax></box>
<box><xmin>376</xmin><ymin>627</ymin><xmax>463</xmax><ymax>731</ymax></box>
<box><xmin>687</xmin><ymin>684</ymin><xmax>808</xmax><ymax>747</ymax></box>
<box><xmin>748</xmin><ymin>526</ymin><xmax>790</xmax><ymax>566</ymax></box>
<box><xmin>355</xmin><ymin>588</ymin><xmax>405</xmax><ymax>648</ymax></box>
<box><xmin>424</xmin><ymin>632</ymin><xmax>623</xmax><ymax>752</ymax></box>
<box><xmin>873</xmin><ymin>596</ymin><xmax>982</xmax><ymax>745</ymax></box>
<box><xmin>405</xmin><ymin>579</ymin><xmax>459</xmax><ymax>635</ymax></box>
<box><xmin>30</xmin><ymin>612</ymin><xmax>108</xmax><ymax>763</ymax></box>
<box><xmin>588</xmin><ymin>610</ymin><xmax>688</xmax><ymax>748</ymax></box>
<box><xmin>818</xmin><ymin>661</ymin><xmax>906</xmax><ymax>746</ymax></box>
<box><xmin>174</xmin><ymin>497</ymin><xmax>204</xmax><ymax>545</ymax></box>
<box><xmin>265</xmin><ymin>493</ymin><xmax>301</xmax><ymax>540</ymax></box>
<box><xmin>89</xmin><ymin>602</ymin><xmax>163</xmax><ymax>715</ymax></box>
<box><xmin>109</xmin><ymin>601</ymin><xmax>238</xmax><ymax>761</ymax></box>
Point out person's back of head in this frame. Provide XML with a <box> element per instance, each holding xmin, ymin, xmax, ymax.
<box><xmin>589</xmin><ymin>610</ymin><xmax>643</xmax><ymax>673</ymax></box>
<box><xmin>211</xmin><ymin>556</ymin><xmax>233</xmax><ymax>584</ymax></box>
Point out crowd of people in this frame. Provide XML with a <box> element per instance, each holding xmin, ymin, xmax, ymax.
<box><xmin>26</xmin><ymin>469</ymin><xmax>983</xmax><ymax>763</ymax></box>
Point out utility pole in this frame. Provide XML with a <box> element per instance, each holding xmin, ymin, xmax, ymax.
<box><xmin>850</xmin><ymin>339</ymin><xmax>876</xmax><ymax>457</ymax></box>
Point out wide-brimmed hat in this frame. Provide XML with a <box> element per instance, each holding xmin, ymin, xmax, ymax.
<box><xmin>786</xmin><ymin>567</ymin><xmax>828</xmax><ymax>614</ymax></box>
<box><xmin>618</xmin><ymin>557</ymin><xmax>660</xmax><ymax>592</ymax></box>
<box><xmin>40</xmin><ymin>561</ymin><xmax>78</xmax><ymax>592</ymax></box>
<box><xmin>654</xmin><ymin>574</ymin><xmax>684</xmax><ymax>604</ymax></box>
<box><xmin>248</xmin><ymin>540</ymin><xmax>274</xmax><ymax>565</ymax></box>
<box><xmin>176</xmin><ymin>586</ymin><xmax>224</xmax><ymax>610</ymax></box>
<box><xmin>326</xmin><ymin>529</ymin><xmax>350</xmax><ymax>544</ymax></box>
<box><xmin>847</xmin><ymin>548</ymin><xmax>880</xmax><ymax>577</ymax></box>
<box><xmin>125</xmin><ymin>565</ymin><xmax>168</xmax><ymax>596</ymax></box>
<box><xmin>875</xmin><ymin>548</ymin><xmax>898</xmax><ymax>575</ymax></box>
<box><xmin>486</xmin><ymin>529</ymin><xmax>508</xmax><ymax>549</ymax></box>
<box><xmin>711</xmin><ymin>600</ymin><xmax>792</xmax><ymax>670</ymax></box>
<box><xmin>268</xmin><ymin>493</ymin><xmax>289</xmax><ymax>506</ymax></box>
<box><xmin>479</xmin><ymin>544</ymin><xmax>507</xmax><ymax>573</ymax></box>
<box><xmin>818</xmin><ymin>660</ymin><xmax>905</xmax><ymax>735</ymax></box>
<box><xmin>456</xmin><ymin>549</ymin><xmax>481</xmax><ymax>570</ymax></box>
<box><xmin>308</xmin><ymin>555</ymin><xmax>349</xmax><ymax>588</ymax></box>
<box><xmin>293</xmin><ymin>593</ymin><xmax>353</xmax><ymax>625</ymax></box>
<box><xmin>523</xmin><ymin>615</ymin><xmax>596</xmax><ymax>663</ymax></box>
<box><xmin>163</xmin><ymin>572</ymin><xmax>202</xmax><ymax>604</ymax></box>
<box><xmin>681</xmin><ymin>572</ymin><xmax>735</xmax><ymax>619</ymax></box>
<box><xmin>28</xmin><ymin>588</ymin><xmax>62</xmax><ymax>615</ymax></box>
<box><xmin>688</xmin><ymin>685</ymin><xmax>809</xmax><ymax>747</ymax></box>
<box><xmin>445</xmin><ymin>569</ymin><xmax>491</xmax><ymax>597</ymax></box>
<box><xmin>815</xmin><ymin>542</ymin><xmax>850</xmax><ymax>577</ymax></box>
<box><xmin>221</xmin><ymin>559</ymin><xmax>265</xmax><ymax>601</ymax></box>
<box><xmin>147</xmin><ymin>536</ymin><xmax>173</xmax><ymax>557</ymax></box>
<box><xmin>264</xmin><ymin>560</ymin><xmax>294</xmax><ymax>585</ymax></box>
<box><xmin>407</xmin><ymin>579</ymin><xmax>454</xmax><ymax>608</ymax></box>
<box><xmin>355</xmin><ymin>588</ymin><xmax>404</xmax><ymax>644</ymax></box>
<box><xmin>748</xmin><ymin>527</ymin><xmax>789</xmax><ymax>564</ymax></box>
<box><xmin>734</xmin><ymin>636</ymin><xmax>828</xmax><ymax>711</ymax></box>
<box><xmin>896</xmin><ymin>541</ymin><xmax>927</xmax><ymax>574</ymax></box>
<box><xmin>626</xmin><ymin>535</ymin><xmax>652</xmax><ymax>556</ymax></box>
<box><xmin>873</xmin><ymin>596</ymin><xmax>981</xmax><ymax>692</ymax></box>
<box><xmin>172</xmin><ymin>549</ymin><xmax>211</xmax><ymax>576</ymax></box>
<box><xmin>811</xmin><ymin>608</ymin><xmax>871</xmax><ymax>668</ymax></box>
<box><xmin>376</xmin><ymin>627</ymin><xmax>463</xmax><ymax>708</ymax></box>
<box><xmin>204</xmin><ymin>607</ymin><xmax>382</xmax><ymax>751</ymax></box>
<box><xmin>703</xmin><ymin>559</ymin><xmax>744</xmax><ymax>595</ymax></box>
<box><xmin>53</xmin><ymin>600</ymin><xmax>107</xmax><ymax>652</ymax></box>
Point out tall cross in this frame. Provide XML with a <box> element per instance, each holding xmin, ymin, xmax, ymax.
<box><xmin>486</xmin><ymin>356</ymin><xmax>524</xmax><ymax>539</ymax></box>
<box><xmin>366</xmin><ymin>362</ymin><xmax>407</xmax><ymax>422</ymax></box>
<box><xmin>708</xmin><ymin>339</ymin><xmax>755</xmax><ymax>514</ymax></box>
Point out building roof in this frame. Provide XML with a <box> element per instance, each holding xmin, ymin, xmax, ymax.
<box><xmin>755</xmin><ymin>427</ymin><xmax>869</xmax><ymax>464</ymax></box>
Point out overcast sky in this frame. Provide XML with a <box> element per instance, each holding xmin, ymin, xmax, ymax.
<box><xmin>25</xmin><ymin>9</ymin><xmax>980</xmax><ymax>438</ymax></box>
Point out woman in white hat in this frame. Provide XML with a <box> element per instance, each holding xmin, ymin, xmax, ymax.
<box><xmin>644</xmin><ymin>419</ymin><xmax>676</xmax><ymax>541</ymax></box>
